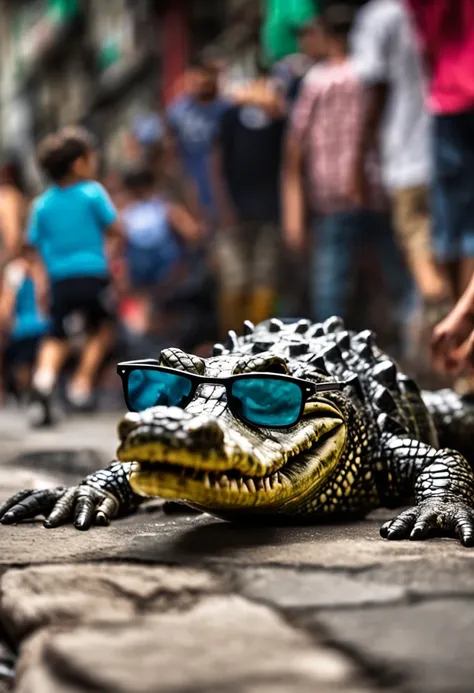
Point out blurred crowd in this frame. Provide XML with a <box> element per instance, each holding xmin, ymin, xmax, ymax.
<box><xmin>0</xmin><ymin>0</ymin><xmax>474</xmax><ymax>427</ymax></box>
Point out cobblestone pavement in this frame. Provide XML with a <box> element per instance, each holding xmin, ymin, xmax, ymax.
<box><xmin>1</xmin><ymin>410</ymin><xmax>474</xmax><ymax>692</ymax></box>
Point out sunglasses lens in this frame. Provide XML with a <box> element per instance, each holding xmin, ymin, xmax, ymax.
<box><xmin>126</xmin><ymin>369</ymin><xmax>193</xmax><ymax>412</ymax></box>
<box><xmin>231</xmin><ymin>377</ymin><xmax>303</xmax><ymax>427</ymax></box>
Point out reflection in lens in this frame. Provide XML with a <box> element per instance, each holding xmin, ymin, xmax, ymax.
<box><xmin>231</xmin><ymin>377</ymin><xmax>302</xmax><ymax>427</ymax></box>
<box><xmin>128</xmin><ymin>369</ymin><xmax>192</xmax><ymax>412</ymax></box>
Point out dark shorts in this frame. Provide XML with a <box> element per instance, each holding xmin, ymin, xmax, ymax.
<box><xmin>5</xmin><ymin>335</ymin><xmax>42</xmax><ymax>366</ymax></box>
<box><xmin>50</xmin><ymin>277</ymin><xmax>116</xmax><ymax>340</ymax></box>
<box><xmin>432</xmin><ymin>110</ymin><xmax>474</xmax><ymax>262</ymax></box>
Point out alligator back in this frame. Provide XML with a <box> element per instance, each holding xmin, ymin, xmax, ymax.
<box><xmin>219</xmin><ymin>317</ymin><xmax>439</xmax><ymax>448</ymax></box>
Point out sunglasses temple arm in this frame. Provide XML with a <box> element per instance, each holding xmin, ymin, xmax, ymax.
<box><xmin>311</xmin><ymin>381</ymin><xmax>347</xmax><ymax>395</ymax></box>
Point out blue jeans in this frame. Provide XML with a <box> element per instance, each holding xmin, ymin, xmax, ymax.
<box><xmin>311</xmin><ymin>210</ymin><xmax>413</xmax><ymax>325</ymax></box>
<box><xmin>432</xmin><ymin>110</ymin><xmax>474</xmax><ymax>261</ymax></box>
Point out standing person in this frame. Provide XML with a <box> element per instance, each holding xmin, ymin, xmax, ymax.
<box><xmin>212</xmin><ymin>71</ymin><xmax>286</xmax><ymax>335</ymax></box>
<box><xmin>283</xmin><ymin>4</ymin><xmax>406</xmax><ymax>327</ymax></box>
<box><xmin>166</xmin><ymin>57</ymin><xmax>229</xmax><ymax>228</ymax></box>
<box><xmin>403</xmin><ymin>1</ymin><xmax>474</xmax><ymax>298</ymax></box>
<box><xmin>26</xmin><ymin>126</ymin><xmax>123</xmax><ymax>426</ymax></box>
<box><xmin>404</xmin><ymin>0</ymin><xmax>474</xmax><ymax>389</ymax></box>
<box><xmin>350</xmin><ymin>0</ymin><xmax>452</xmax><ymax>327</ymax></box>
<box><xmin>0</xmin><ymin>244</ymin><xmax>49</xmax><ymax>402</ymax></box>
<box><xmin>0</xmin><ymin>155</ymin><xmax>28</xmax><ymax>264</ymax></box>
<box><xmin>272</xmin><ymin>19</ymin><xmax>325</xmax><ymax>105</ymax></box>
<box><xmin>121</xmin><ymin>165</ymin><xmax>201</xmax><ymax>331</ymax></box>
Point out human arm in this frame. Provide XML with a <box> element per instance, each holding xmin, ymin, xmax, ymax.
<box><xmin>164</xmin><ymin>114</ymin><xmax>207</xmax><ymax>224</ymax></box>
<box><xmin>431</xmin><ymin>276</ymin><xmax>474</xmax><ymax>374</ymax></box>
<box><xmin>209</xmin><ymin>135</ymin><xmax>238</xmax><ymax>230</ymax></box>
<box><xmin>167</xmin><ymin>203</ymin><xmax>202</xmax><ymax>244</ymax></box>
<box><xmin>349</xmin><ymin>6</ymin><xmax>393</xmax><ymax>204</ymax></box>
<box><xmin>231</xmin><ymin>79</ymin><xmax>287</xmax><ymax>119</ymax></box>
<box><xmin>26</xmin><ymin>203</ymin><xmax>49</xmax><ymax>314</ymax></box>
<box><xmin>282</xmin><ymin>134</ymin><xmax>305</xmax><ymax>253</ymax></box>
<box><xmin>90</xmin><ymin>183</ymin><xmax>125</xmax><ymax>259</ymax></box>
<box><xmin>0</xmin><ymin>262</ymin><xmax>22</xmax><ymax>333</ymax></box>
<box><xmin>281</xmin><ymin>79</ymin><xmax>316</xmax><ymax>253</ymax></box>
<box><xmin>0</xmin><ymin>187</ymin><xmax>24</xmax><ymax>259</ymax></box>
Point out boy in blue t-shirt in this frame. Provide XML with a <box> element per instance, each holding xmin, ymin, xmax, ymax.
<box><xmin>27</xmin><ymin>126</ymin><xmax>122</xmax><ymax>426</ymax></box>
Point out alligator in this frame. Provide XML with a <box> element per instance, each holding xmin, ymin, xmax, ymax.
<box><xmin>2</xmin><ymin>317</ymin><xmax>474</xmax><ymax>544</ymax></box>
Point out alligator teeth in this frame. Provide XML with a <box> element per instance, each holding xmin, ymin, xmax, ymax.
<box><xmin>272</xmin><ymin>474</ymin><xmax>279</xmax><ymax>488</ymax></box>
<box><xmin>256</xmin><ymin>479</ymin><xmax>264</xmax><ymax>491</ymax></box>
<box><xmin>264</xmin><ymin>478</ymin><xmax>272</xmax><ymax>492</ymax></box>
<box><xmin>230</xmin><ymin>480</ymin><xmax>239</xmax><ymax>492</ymax></box>
<box><xmin>204</xmin><ymin>473</ymin><xmax>211</xmax><ymax>489</ymax></box>
<box><xmin>239</xmin><ymin>479</ymin><xmax>249</xmax><ymax>493</ymax></box>
<box><xmin>220</xmin><ymin>475</ymin><xmax>230</xmax><ymax>488</ymax></box>
<box><xmin>247</xmin><ymin>479</ymin><xmax>256</xmax><ymax>492</ymax></box>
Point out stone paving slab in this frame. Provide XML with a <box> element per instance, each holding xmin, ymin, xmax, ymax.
<box><xmin>1</xmin><ymin>564</ymin><xmax>224</xmax><ymax>640</ymax></box>
<box><xmin>307</xmin><ymin>599</ymin><xmax>474</xmax><ymax>693</ymax></box>
<box><xmin>14</xmin><ymin>596</ymin><xmax>366</xmax><ymax>693</ymax></box>
<box><xmin>233</xmin><ymin>566</ymin><xmax>406</xmax><ymax>609</ymax></box>
<box><xmin>2</xmin><ymin>414</ymin><xmax>474</xmax><ymax>692</ymax></box>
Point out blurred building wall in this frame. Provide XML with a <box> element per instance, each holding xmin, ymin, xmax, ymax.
<box><xmin>0</xmin><ymin>0</ymin><xmax>262</xmax><ymax>182</ymax></box>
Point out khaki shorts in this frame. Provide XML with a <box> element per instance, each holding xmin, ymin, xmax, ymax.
<box><xmin>391</xmin><ymin>185</ymin><xmax>432</xmax><ymax>260</ymax></box>
<box><xmin>215</xmin><ymin>222</ymin><xmax>279</xmax><ymax>292</ymax></box>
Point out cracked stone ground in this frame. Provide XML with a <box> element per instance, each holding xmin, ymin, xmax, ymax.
<box><xmin>1</xmin><ymin>413</ymin><xmax>474</xmax><ymax>692</ymax></box>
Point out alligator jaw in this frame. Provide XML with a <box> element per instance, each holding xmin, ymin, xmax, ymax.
<box><xmin>123</xmin><ymin>422</ymin><xmax>347</xmax><ymax>514</ymax></box>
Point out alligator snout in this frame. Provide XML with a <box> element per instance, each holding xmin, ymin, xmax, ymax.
<box><xmin>118</xmin><ymin>406</ymin><xmax>225</xmax><ymax>452</ymax></box>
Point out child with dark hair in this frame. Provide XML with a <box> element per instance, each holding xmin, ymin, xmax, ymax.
<box><xmin>121</xmin><ymin>165</ymin><xmax>201</xmax><ymax>331</ymax></box>
<box><xmin>26</xmin><ymin>126</ymin><xmax>123</xmax><ymax>425</ymax></box>
<box><xmin>0</xmin><ymin>243</ymin><xmax>49</xmax><ymax>401</ymax></box>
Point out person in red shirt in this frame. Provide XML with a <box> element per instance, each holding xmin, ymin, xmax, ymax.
<box><xmin>404</xmin><ymin>1</ymin><xmax>474</xmax><ymax>383</ymax></box>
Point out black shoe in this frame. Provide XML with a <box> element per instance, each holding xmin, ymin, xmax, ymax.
<box><xmin>27</xmin><ymin>389</ymin><xmax>54</xmax><ymax>428</ymax></box>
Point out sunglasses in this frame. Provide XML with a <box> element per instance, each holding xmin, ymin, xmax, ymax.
<box><xmin>117</xmin><ymin>360</ymin><xmax>345</xmax><ymax>429</ymax></box>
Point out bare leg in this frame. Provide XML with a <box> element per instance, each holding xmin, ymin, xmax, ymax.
<box><xmin>29</xmin><ymin>338</ymin><xmax>69</xmax><ymax>427</ymax></box>
<box><xmin>459</xmin><ymin>256</ymin><xmax>474</xmax><ymax>296</ymax></box>
<box><xmin>391</xmin><ymin>186</ymin><xmax>451</xmax><ymax>302</ymax></box>
<box><xmin>69</xmin><ymin>323</ymin><xmax>115</xmax><ymax>399</ymax></box>
<box><xmin>33</xmin><ymin>338</ymin><xmax>69</xmax><ymax>393</ymax></box>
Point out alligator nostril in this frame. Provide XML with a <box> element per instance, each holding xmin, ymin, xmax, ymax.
<box><xmin>188</xmin><ymin>419</ymin><xmax>224</xmax><ymax>448</ymax></box>
<box><xmin>118</xmin><ymin>412</ymin><xmax>142</xmax><ymax>440</ymax></box>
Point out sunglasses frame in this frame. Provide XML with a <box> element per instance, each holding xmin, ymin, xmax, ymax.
<box><xmin>117</xmin><ymin>360</ymin><xmax>345</xmax><ymax>429</ymax></box>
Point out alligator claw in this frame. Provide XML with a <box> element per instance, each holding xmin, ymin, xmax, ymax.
<box><xmin>0</xmin><ymin>485</ymin><xmax>118</xmax><ymax>531</ymax></box>
<box><xmin>380</xmin><ymin>498</ymin><xmax>474</xmax><ymax>546</ymax></box>
<box><xmin>0</xmin><ymin>488</ymin><xmax>65</xmax><ymax>525</ymax></box>
<box><xmin>0</xmin><ymin>461</ymin><xmax>142</xmax><ymax>531</ymax></box>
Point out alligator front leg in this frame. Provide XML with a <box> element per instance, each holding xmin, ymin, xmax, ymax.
<box><xmin>379</xmin><ymin>434</ymin><xmax>474</xmax><ymax>546</ymax></box>
<box><xmin>422</xmin><ymin>389</ymin><xmax>474</xmax><ymax>465</ymax></box>
<box><xmin>0</xmin><ymin>461</ymin><xmax>144</xmax><ymax>530</ymax></box>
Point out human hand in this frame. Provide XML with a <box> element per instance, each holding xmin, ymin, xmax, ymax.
<box><xmin>219</xmin><ymin>204</ymin><xmax>238</xmax><ymax>231</ymax></box>
<box><xmin>431</xmin><ymin>305</ymin><xmax>474</xmax><ymax>374</ymax></box>
<box><xmin>347</xmin><ymin>162</ymin><xmax>368</xmax><ymax>208</ymax></box>
<box><xmin>285</xmin><ymin>227</ymin><xmax>306</xmax><ymax>255</ymax></box>
<box><xmin>36</xmin><ymin>281</ymin><xmax>49</xmax><ymax>317</ymax></box>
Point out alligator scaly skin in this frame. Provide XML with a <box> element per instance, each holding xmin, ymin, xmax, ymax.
<box><xmin>2</xmin><ymin>317</ymin><xmax>474</xmax><ymax>543</ymax></box>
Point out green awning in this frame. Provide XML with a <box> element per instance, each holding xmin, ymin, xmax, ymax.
<box><xmin>262</xmin><ymin>0</ymin><xmax>319</xmax><ymax>63</ymax></box>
